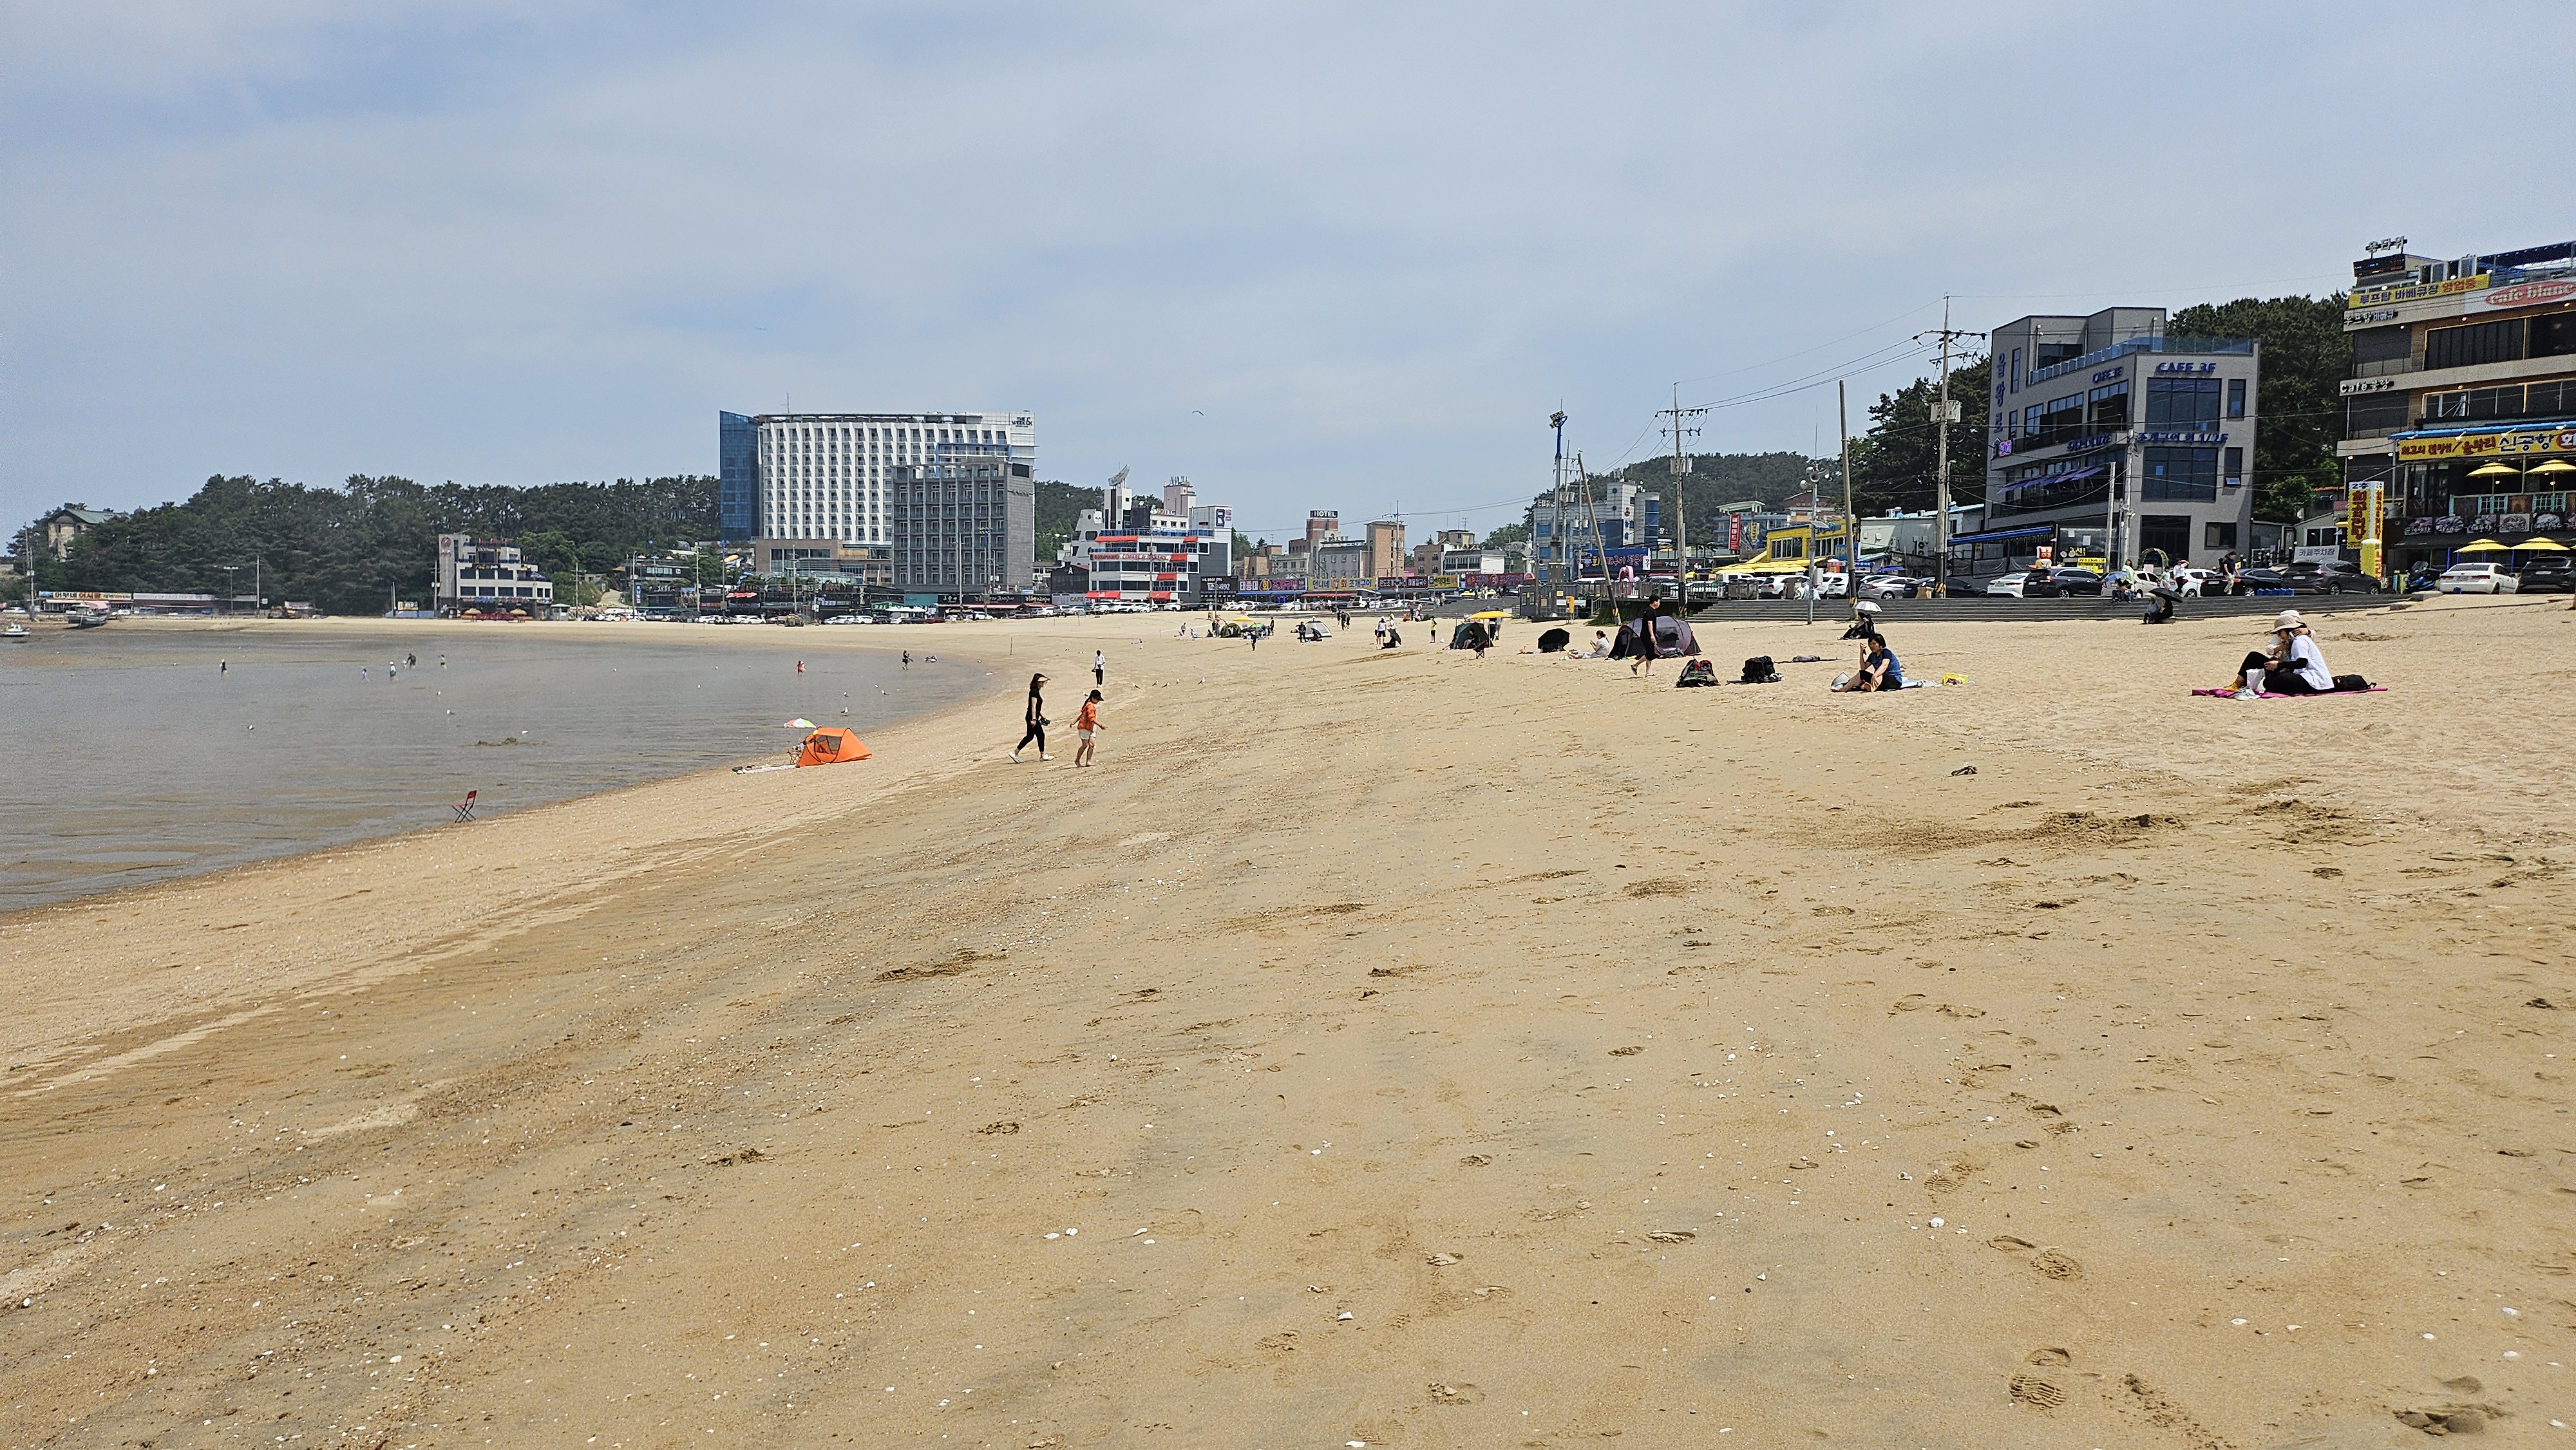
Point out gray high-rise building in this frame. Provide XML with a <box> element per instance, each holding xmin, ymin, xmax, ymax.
<box><xmin>890</xmin><ymin>455</ymin><xmax>1036</xmax><ymax>597</ymax></box>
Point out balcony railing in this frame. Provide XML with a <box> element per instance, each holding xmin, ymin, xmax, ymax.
<box><xmin>2353</xmin><ymin>356</ymin><xmax>2422</xmax><ymax>379</ymax></box>
<box><xmin>2027</xmin><ymin>335</ymin><xmax>2255</xmax><ymax>387</ymax></box>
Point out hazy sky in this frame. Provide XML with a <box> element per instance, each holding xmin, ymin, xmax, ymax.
<box><xmin>8</xmin><ymin>2</ymin><xmax>2570</xmax><ymax>542</ymax></box>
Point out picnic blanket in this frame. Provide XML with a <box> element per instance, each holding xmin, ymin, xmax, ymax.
<box><xmin>2190</xmin><ymin>686</ymin><xmax>2387</xmax><ymax>699</ymax></box>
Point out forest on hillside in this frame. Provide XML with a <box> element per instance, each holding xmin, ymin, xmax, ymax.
<box><xmin>27</xmin><ymin>474</ymin><xmax>717</xmax><ymax>616</ymax></box>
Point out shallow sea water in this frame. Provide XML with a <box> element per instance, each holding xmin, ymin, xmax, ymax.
<box><xmin>0</xmin><ymin>623</ymin><xmax>985</xmax><ymax>910</ymax></box>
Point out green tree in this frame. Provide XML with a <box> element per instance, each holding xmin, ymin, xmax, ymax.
<box><xmin>56</xmin><ymin>473</ymin><xmax>717</xmax><ymax>616</ymax></box>
<box><xmin>1846</xmin><ymin>355</ymin><xmax>1992</xmax><ymax>516</ymax></box>
<box><xmin>2168</xmin><ymin>296</ymin><xmax>2350</xmax><ymax>524</ymax></box>
<box><xmin>1033</xmin><ymin>478</ymin><xmax>1101</xmax><ymax>564</ymax></box>
<box><xmin>1482</xmin><ymin>522</ymin><xmax>1530</xmax><ymax>549</ymax></box>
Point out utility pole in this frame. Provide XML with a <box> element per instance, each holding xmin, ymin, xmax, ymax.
<box><xmin>1659</xmin><ymin>386</ymin><xmax>1706</xmax><ymax>612</ymax></box>
<box><xmin>1549</xmin><ymin>411</ymin><xmax>1569</xmax><ymax>587</ymax></box>
<box><xmin>1839</xmin><ymin>379</ymin><xmax>1856</xmax><ymax>619</ymax></box>
<box><xmin>1915</xmin><ymin>297</ymin><xmax>1984</xmax><ymax>597</ymax></box>
<box><xmin>1573</xmin><ymin>451</ymin><xmax>1615</xmax><ymax>612</ymax></box>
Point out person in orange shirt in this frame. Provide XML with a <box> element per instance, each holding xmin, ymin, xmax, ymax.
<box><xmin>1072</xmin><ymin>690</ymin><xmax>1104</xmax><ymax>767</ymax></box>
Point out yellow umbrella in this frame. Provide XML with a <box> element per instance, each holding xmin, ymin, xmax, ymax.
<box><xmin>2454</xmin><ymin>538</ymin><xmax>2510</xmax><ymax>552</ymax></box>
<box><xmin>2530</xmin><ymin>458</ymin><xmax>2576</xmax><ymax>476</ymax></box>
<box><xmin>1468</xmin><ymin>610</ymin><xmax>1509</xmax><ymax>619</ymax></box>
<box><xmin>2468</xmin><ymin>461</ymin><xmax>2521</xmax><ymax>478</ymax></box>
<box><xmin>2517</xmin><ymin>538</ymin><xmax>2570</xmax><ymax>551</ymax></box>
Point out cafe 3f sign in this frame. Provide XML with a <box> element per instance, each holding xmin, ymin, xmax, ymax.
<box><xmin>2396</xmin><ymin>427</ymin><xmax>2576</xmax><ymax>461</ymax></box>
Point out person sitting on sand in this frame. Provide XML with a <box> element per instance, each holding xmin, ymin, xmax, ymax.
<box><xmin>1585</xmin><ymin>630</ymin><xmax>1611</xmax><ymax>658</ymax></box>
<box><xmin>2232</xmin><ymin>610</ymin><xmax>2332</xmax><ymax>699</ymax></box>
<box><xmin>1833</xmin><ymin>633</ymin><xmax>1901</xmax><ymax>692</ymax></box>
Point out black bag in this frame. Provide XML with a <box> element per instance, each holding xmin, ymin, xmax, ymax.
<box><xmin>1739</xmin><ymin>655</ymin><xmax>1780</xmax><ymax>684</ymax></box>
<box><xmin>1676</xmin><ymin>659</ymin><xmax>1718</xmax><ymax>688</ymax></box>
<box><xmin>2333</xmin><ymin>673</ymin><xmax>2370</xmax><ymax>692</ymax></box>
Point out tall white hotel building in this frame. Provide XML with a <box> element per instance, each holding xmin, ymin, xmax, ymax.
<box><xmin>719</xmin><ymin>410</ymin><xmax>1036</xmax><ymax>547</ymax></box>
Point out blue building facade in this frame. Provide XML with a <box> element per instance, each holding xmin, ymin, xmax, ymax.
<box><xmin>719</xmin><ymin>412</ymin><xmax>759</xmax><ymax>541</ymax></box>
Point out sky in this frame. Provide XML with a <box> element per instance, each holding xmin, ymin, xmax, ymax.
<box><xmin>8</xmin><ymin>1</ymin><xmax>2573</xmax><ymax>544</ymax></box>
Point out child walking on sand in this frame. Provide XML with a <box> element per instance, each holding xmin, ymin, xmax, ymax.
<box><xmin>1072</xmin><ymin>690</ymin><xmax>1104</xmax><ymax>767</ymax></box>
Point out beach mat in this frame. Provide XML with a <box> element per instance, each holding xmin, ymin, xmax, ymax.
<box><xmin>2190</xmin><ymin>686</ymin><xmax>2388</xmax><ymax>699</ymax></box>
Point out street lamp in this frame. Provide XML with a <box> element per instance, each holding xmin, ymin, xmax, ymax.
<box><xmin>220</xmin><ymin>565</ymin><xmax>240</xmax><ymax>617</ymax></box>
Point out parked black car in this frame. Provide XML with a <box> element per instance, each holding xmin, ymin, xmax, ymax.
<box><xmin>2516</xmin><ymin>555</ymin><xmax>2576</xmax><ymax>594</ymax></box>
<box><xmin>2047</xmin><ymin>567</ymin><xmax>2105</xmax><ymax>596</ymax></box>
<box><xmin>2237</xmin><ymin>560</ymin><xmax>2382</xmax><ymax>595</ymax></box>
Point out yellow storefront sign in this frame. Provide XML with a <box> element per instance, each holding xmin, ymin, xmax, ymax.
<box><xmin>2396</xmin><ymin>427</ymin><xmax>2576</xmax><ymax>461</ymax></box>
<box><xmin>2347</xmin><ymin>272</ymin><xmax>2492</xmax><ymax>310</ymax></box>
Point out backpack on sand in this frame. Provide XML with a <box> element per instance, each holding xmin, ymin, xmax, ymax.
<box><xmin>1739</xmin><ymin>655</ymin><xmax>1781</xmax><ymax>684</ymax></box>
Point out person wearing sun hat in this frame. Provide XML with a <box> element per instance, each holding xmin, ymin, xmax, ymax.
<box><xmin>2230</xmin><ymin>608</ymin><xmax>2333</xmax><ymax>699</ymax></box>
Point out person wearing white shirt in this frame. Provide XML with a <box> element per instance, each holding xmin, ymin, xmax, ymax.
<box><xmin>2233</xmin><ymin>609</ymin><xmax>2334</xmax><ymax>698</ymax></box>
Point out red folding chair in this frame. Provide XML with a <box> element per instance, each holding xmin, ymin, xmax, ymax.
<box><xmin>451</xmin><ymin>790</ymin><xmax>477</xmax><ymax>822</ymax></box>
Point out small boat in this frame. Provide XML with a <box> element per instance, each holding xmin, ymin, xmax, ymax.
<box><xmin>1</xmin><ymin>622</ymin><xmax>26</xmax><ymax>640</ymax></box>
<box><xmin>64</xmin><ymin>607</ymin><xmax>109</xmax><ymax>629</ymax></box>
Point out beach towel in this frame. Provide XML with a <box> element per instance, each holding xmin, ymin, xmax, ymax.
<box><xmin>2190</xmin><ymin>686</ymin><xmax>2387</xmax><ymax>699</ymax></box>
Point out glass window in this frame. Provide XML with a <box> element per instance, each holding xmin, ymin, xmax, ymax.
<box><xmin>2468</xmin><ymin>385</ymin><xmax>2524</xmax><ymax>420</ymax></box>
<box><xmin>2142</xmin><ymin>446</ymin><xmax>2219</xmax><ymax>501</ymax></box>
<box><xmin>2146</xmin><ymin>378</ymin><xmax>2223</xmax><ymax>429</ymax></box>
<box><xmin>2087</xmin><ymin>381</ymin><xmax>2128</xmax><ymax>431</ymax></box>
<box><xmin>2224</xmin><ymin>446</ymin><xmax>2244</xmax><ymax>487</ymax></box>
<box><xmin>2533</xmin><ymin>312</ymin><xmax>2576</xmax><ymax>359</ymax></box>
<box><xmin>2227</xmin><ymin>377</ymin><xmax>2246</xmax><ymax>419</ymax></box>
<box><xmin>2425</xmin><ymin>318</ymin><xmax>2526</xmax><ymax>370</ymax></box>
<box><xmin>2204</xmin><ymin>522</ymin><xmax>2238</xmax><ymax>549</ymax></box>
<box><xmin>2010</xmin><ymin>347</ymin><xmax>2022</xmax><ymax>393</ymax></box>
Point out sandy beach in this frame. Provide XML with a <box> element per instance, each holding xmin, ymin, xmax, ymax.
<box><xmin>4</xmin><ymin>596</ymin><xmax>2571</xmax><ymax>1447</ymax></box>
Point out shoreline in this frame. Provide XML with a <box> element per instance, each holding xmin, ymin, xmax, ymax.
<box><xmin>4</xmin><ymin>600</ymin><xmax>2570</xmax><ymax>1445</ymax></box>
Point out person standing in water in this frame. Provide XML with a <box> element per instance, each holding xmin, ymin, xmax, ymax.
<box><xmin>1013</xmin><ymin>672</ymin><xmax>1052</xmax><ymax>761</ymax></box>
<box><xmin>902</xmin><ymin>650</ymin><xmax>911</xmax><ymax>670</ymax></box>
<box><xmin>1072</xmin><ymin>690</ymin><xmax>1104</xmax><ymax>767</ymax></box>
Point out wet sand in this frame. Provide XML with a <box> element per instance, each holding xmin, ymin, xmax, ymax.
<box><xmin>3</xmin><ymin>596</ymin><xmax>2570</xmax><ymax>1447</ymax></box>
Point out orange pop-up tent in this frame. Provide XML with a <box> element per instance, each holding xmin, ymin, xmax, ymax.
<box><xmin>793</xmin><ymin>728</ymin><xmax>872</xmax><ymax>767</ymax></box>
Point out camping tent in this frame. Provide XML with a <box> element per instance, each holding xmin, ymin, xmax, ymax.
<box><xmin>794</xmin><ymin>728</ymin><xmax>873</xmax><ymax>767</ymax></box>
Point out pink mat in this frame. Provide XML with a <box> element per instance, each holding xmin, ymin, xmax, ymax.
<box><xmin>2190</xmin><ymin>686</ymin><xmax>2387</xmax><ymax>699</ymax></box>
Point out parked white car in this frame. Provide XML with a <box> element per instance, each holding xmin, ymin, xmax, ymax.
<box><xmin>2171</xmin><ymin>567</ymin><xmax>2222</xmax><ymax>598</ymax></box>
<box><xmin>2438</xmin><ymin>563</ymin><xmax>2519</xmax><ymax>594</ymax></box>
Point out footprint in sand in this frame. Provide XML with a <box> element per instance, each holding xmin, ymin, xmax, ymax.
<box><xmin>2025</xmin><ymin>1347</ymin><xmax>2070</xmax><ymax>1366</ymax></box>
<box><xmin>2008</xmin><ymin>1374</ymin><xmax>2067</xmax><ymax>1409</ymax></box>
<box><xmin>1987</xmin><ymin>1235</ymin><xmax>2036</xmax><ymax>1252</ymax></box>
<box><xmin>1458</xmin><ymin>1153</ymin><xmax>1493</xmax><ymax>1167</ymax></box>
<box><xmin>2031</xmin><ymin>1248</ymin><xmax>2083</xmax><ymax>1280</ymax></box>
<box><xmin>1428</xmin><ymin>1382</ymin><xmax>1484</xmax><ymax>1405</ymax></box>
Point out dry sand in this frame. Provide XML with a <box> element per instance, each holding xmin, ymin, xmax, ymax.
<box><xmin>3</xmin><ymin>596</ymin><xmax>2571</xmax><ymax>1447</ymax></box>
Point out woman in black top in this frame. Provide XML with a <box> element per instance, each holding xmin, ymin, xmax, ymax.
<box><xmin>1014</xmin><ymin>673</ymin><xmax>1051</xmax><ymax>761</ymax></box>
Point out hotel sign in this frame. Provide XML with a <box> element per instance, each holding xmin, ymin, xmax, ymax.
<box><xmin>2340</xmin><ymin>376</ymin><xmax>2404</xmax><ymax>396</ymax></box>
<box><xmin>2395</xmin><ymin>427</ymin><xmax>2576</xmax><ymax>461</ymax></box>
